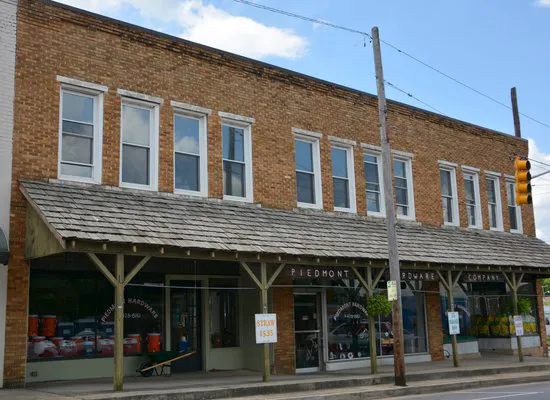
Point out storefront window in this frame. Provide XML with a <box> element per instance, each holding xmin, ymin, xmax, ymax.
<box><xmin>209</xmin><ymin>278</ymin><xmax>239</xmax><ymax>348</ymax></box>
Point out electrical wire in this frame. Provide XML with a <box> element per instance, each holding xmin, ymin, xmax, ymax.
<box><xmin>232</xmin><ymin>0</ymin><xmax>550</xmax><ymax>130</ymax></box>
<box><xmin>384</xmin><ymin>80</ymin><xmax>445</xmax><ymax>115</ymax></box>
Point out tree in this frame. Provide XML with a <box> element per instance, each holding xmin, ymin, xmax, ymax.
<box><xmin>366</xmin><ymin>294</ymin><xmax>392</xmax><ymax>374</ymax></box>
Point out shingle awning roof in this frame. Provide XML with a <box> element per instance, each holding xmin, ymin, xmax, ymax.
<box><xmin>19</xmin><ymin>180</ymin><xmax>550</xmax><ymax>269</ymax></box>
<box><xmin>0</xmin><ymin>227</ymin><xmax>7</xmax><ymax>265</ymax></box>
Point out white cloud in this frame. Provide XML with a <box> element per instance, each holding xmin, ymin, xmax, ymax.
<box><xmin>59</xmin><ymin>0</ymin><xmax>307</xmax><ymax>60</ymax></box>
<box><xmin>535</xmin><ymin>0</ymin><xmax>550</xmax><ymax>7</ymax></box>
<box><xmin>529</xmin><ymin>139</ymin><xmax>550</xmax><ymax>243</ymax></box>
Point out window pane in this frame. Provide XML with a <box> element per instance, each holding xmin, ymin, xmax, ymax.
<box><xmin>122</xmin><ymin>144</ymin><xmax>149</xmax><ymax>185</ymax></box>
<box><xmin>122</xmin><ymin>105</ymin><xmax>151</xmax><ymax>146</ymax></box>
<box><xmin>395</xmin><ymin>177</ymin><xmax>408</xmax><ymax>191</ymax></box>
<box><xmin>366</xmin><ymin>191</ymin><xmax>380</xmax><ymax>213</ymax></box>
<box><xmin>442</xmin><ymin>197</ymin><xmax>453</xmax><ymax>223</ymax></box>
<box><xmin>394</xmin><ymin>160</ymin><xmax>406</xmax><ymax>178</ymax></box>
<box><xmin>60</xmin><ymin>163</ymin><xmax>92</xmax><ymax>178</ymax></box>
<box><xmin>175</xmin><ymin>115</ymin><xmax>200</xmax><ymax>154</ymax></box>
<box><xmin>489</xmin><ymin>204</ymin><xmax>497</xmax><ymax>228</ymax></box>
<box><xmin>209</xmin><ymin>279</ymin><xmax>239</xmax><ymax>348</ymax></box>
<box><xmin>509</xmin><ymin>206</ymin><xmax>518</xmax><ymax>230</ymax></box>
<box><xmin>467</xmin><ymin>205</ymin><xmax>476</xmax><ymax>226</ymax></box>
<box><xmin>333</xmin><ymin>177</ymin><xmax>349</xmax><ymax>208</ymax></box>
<box><xmin>223</xmin><ymin>160</ymin><xmax>245</xmax><ymax>197</ymax></box>
<box><xmin>295</xmin><ymin>140</ymin><xmax>313</xmax><ymax>172</ymax></box>
<box><xmin>464</xmin><ymin>176</ymin><xmax>476</xmax><ymax>203</ymax></box>
<box><xmin>486</xmin><ymin>179</ymin><xmax>496</xmax><ymax>203</ymax></box>
<box><xmin>175</xmin><ymin>153</ymin><xmax>199</xmax><ymax>192</ymax></box>
<box><xmin>296</xmin><ymin>171</ymin><xmax>315</xmax><ymax>204</ymax></box>
<box><xmin>63</xmin><ymin>92</ymin><xmax>93</xmax><ymax>123</ymax></box>
<box><xmin>396</xmin><ymin>187</ymin><xmax>408</xmax><ymax>206</ymax></box>
<box><xmin>62</xmin><ymin>134</ymin><xmax>92</xmax><ymax>164</ymax></box>
<box><xmin>365</xmin><ymin>160</ymin><xmax>379</xmax><ymax>184</ymax></box>
<box><xmin>440</xmin><ymin>170</ymin><xmax>452</xmax><ymax>196</ymax></box>
<box><xmin>397</xmin><ymin>205</ymin><xmax>408</xmax><ymax>216</ymax></box>
<box><xmin>507</xmin><ymin>182</ymin><xmax>516</xmax><ymax>207</ymax></box>
<box><xmin>331</xmin><ymin>148</ymin><xmax>348</xmax><ymax>178</ymax></box>
<box><xmin>62</xmin><ymin>121</ymin><xmax>93</xmax><ymax>137</ymax></box>
<box><xmin>222</xmin><ymin>125</ymin><xmax>244</xmax><ymax>162</ymax></box>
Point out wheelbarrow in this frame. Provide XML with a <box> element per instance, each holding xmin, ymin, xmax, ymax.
<box><xmin>137</xmin><ymin>351</ymin><xmax>196</xmax><ymax>377</ymax></box>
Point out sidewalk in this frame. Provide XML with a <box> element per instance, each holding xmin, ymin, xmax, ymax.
<box><xmin>2</xmin><ymin>355</ymin><xmax>549</xmax><ymax>400</ymax></box>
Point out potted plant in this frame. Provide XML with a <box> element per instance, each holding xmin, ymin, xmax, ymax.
<box><xmin>366</xmin><ymin>294</ymin><xmax>392</xmax><ymax>374</ymax></box>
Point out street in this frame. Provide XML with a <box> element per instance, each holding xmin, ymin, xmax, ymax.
<box><xmin>381</xmin><ymin>382</ymin><xmax>550</xmax><ymax>400</ymax></box>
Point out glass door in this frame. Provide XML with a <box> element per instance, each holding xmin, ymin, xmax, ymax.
<box><xmin>169</xmin><ymin>279</ymin><xmax>201</xmax><ymax>372</ymax></box>
<box><xmin>294</xmin><ymin>293</ymin><xmax>321</xmax><ymax>372</ymax></box>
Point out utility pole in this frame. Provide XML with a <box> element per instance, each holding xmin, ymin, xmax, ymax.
<box><xmin>511</xmin><ymin>87</ymin><xmax>521</xmax><ymax>138</ymax></box>
<box><xmin>371</xmin><ymin>26</ymin><xmax>406</xmax><ymax>387</ymax></box>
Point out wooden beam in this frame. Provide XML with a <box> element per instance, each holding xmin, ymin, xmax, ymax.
<box><xmin>352</xmin><ymin>266</ymin><xmax>370</xmax><ymax>295</ymax></box>
<box><xmin>123</xmin><ymin>256</ymin><xmax>151</xmax><ymax>286</ymax></box>
<box><xmin>114</xmin><ymin>254</ymin><xmax>125</xmax><ymax>391</ymax></box>
<box><xmin>266</xmin><ymin>263</ymin><xmax>286</xmax><ymax>289</ymax></box>
<box><xmin>260</xmin><ymin>262</ymin><xmax>270</xmax><ymax>383</ymax></box>
<box><xmin>436</xmin><ymin>270</ymin><xmax>450</xmax><ymax>292</ymax></box>
<box><xmin>373</xmin><ymin>267</ymin><xmax>386</xmax><ymax>288</ymax></box>
<box><xmin>25</xmin><ymin>208</ymin><xmax>65</xmax><ymax>259</ymax></box>
<box><xmin>240</xmin><ymin>261</ymin><xmax>262</xmax><ymax>289</ymax></box>
<box><xmin>452</xmin><ymin>271</ymin><xmax>463</xmax><ymax>287</ymax></box>
<box><xmin>87</xmin><ymin>253</ymin><xmax>117</xmax><ymax>287</ymax></box>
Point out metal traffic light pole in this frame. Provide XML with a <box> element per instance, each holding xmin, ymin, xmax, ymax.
<box><xmin>371</xmin><ymin>26</ymin><xmax>406</xmax><ymax>387</ymax></box>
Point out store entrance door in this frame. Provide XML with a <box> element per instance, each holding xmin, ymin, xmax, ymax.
<box><xmin>168</xmin><ymin>279</ymin><xmax>202</xmax><ymax>372</ymax></box>
<box><xmin>294</xmin><ymin>293</ymin><xmax>322</xmax><ymax>372</ymax></box>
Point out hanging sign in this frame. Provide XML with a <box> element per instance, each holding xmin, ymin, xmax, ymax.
<box><xmin>387</xmin><ymin>280</ymin><xmax>398</xmax><ymax>301</ymax></box>
<box><xmin>286</xmin><ymin>266</ymin><xmax>352</xmax><ymax>280</ymax></box>
<box><xmin>255</xmin><ymin>314</ymin><xmax>277</xmax><ymax>344</ymax></box>
<box><xmin>514</xmin><ymin>315</ymin><xmax>524</xmax><ymax>337</ymax></box>
<box><xmin>462</xmin><ymin>273</ymin><xmax>504</xmax><ymax>283</ymax></box>
<box><xmin>448</xmin><ymin>311</ymin><xmax>460</xmax><ymax>335</ymax></box>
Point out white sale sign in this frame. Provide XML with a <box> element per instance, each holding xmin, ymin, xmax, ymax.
<box><xmin>448</xmin><ymin>311</ymin><xmax>460</xmax><ymax>335</ymax></box>
<box><xmin>514</xmin><ymin>315</ymin><xmax>524</xmax><ymax>337</ymax></box>
<box><xmin>255</xmin><ymin>314</ymin><xmax>277</xmax><ymax>344</ymax></box>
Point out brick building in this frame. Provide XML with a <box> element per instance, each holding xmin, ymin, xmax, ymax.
<box><xmin>3</xmin><ymin>0</ymin><xmax>550</xmax><ymax>388</ymax></box>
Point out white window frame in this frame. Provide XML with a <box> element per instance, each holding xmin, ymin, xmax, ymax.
<box><xmin>293</xmin><ymin>129</ymin><xmax>323</xmax><ymax>210</ymax></box>
<box><xmin>57</xmin><ymin>82</ymin><xmax>105</xmax><ymax>184</ymax></box>
<box><xmin>393</xmin><ymin>155</ymin><xmax>416</xmax><ymax>221</ymax></box>
<box><xmin>221</xmin><ymin>118</ymin><xmax>253</xmax><ymax>203</ymax></box>
<box><xmin>364</xmin><ymin>151</ymin><xmax>385</xmax><ymax>218</ymax></box>
<box><xmin>119</xmin><ymin>97</ymin><xmax>160</xmax><ymax>191</ymax></box>
<box><xmin>331</xmin><ymin>143</ymin><xmax>356</xmax><ymax>213</ymax></box>
<box><xmin>462</xmin><ymin>167</ymin><xmax>483</xmax><ymax>229</ymax></box>
<box><xmin>506</xmin><ymin>177</ymin><xmax>523</xmax><ymax>234</ymax></box>
<box><xmin>438</xmin><ymin>161</ymin><xmax>459</xmax><ymax>226</ymax></box>
<box><xmin>172</xmin><ymin>104</ymin><xmax>209</xmax><ymax>197</ymax></box>
<box><xmin>485</xmin><ymin>172</ymin><xmax>503</xmax><ymax>232</ymax></box>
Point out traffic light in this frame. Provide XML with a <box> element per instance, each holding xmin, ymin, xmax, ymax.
<box><xmin>514</xmin><ymin>156</ymin><xmax>532</xmax><ymax>205</ymax></box>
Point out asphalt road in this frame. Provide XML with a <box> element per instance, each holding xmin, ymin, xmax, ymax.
<box><xmin>380</xmin><ymin>382</ymin><xmax>550</xmax><ymax>400</ymax></box>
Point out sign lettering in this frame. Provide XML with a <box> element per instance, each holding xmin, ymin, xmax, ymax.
<box><xmin>287</xmin><ymin>266</ymin><xmax>352</xmax><ymax>280</ymax></box>
<box><xmin>387</xmin><ymin>281</ymin><xmax>398</xmax><ymax>301</ymax></box>
<box><xmin>461</xmin><ymin>273</ymin><xmax>504</xmax><ymax>283</ymax></box>
<box><xmin>448</xmin><ymin>311</ymin><xmax>460</xmax><ymax>335</ymax></box>
<box><xmin>400</xmin><ymin>271</ymin><xmax>438</xmax><ymax>282</ymax></box>
<box><xmin>255</xmin><ymin>314</ymin><xmax>277</xmax><ymax>344</ymax></box>
<box><xmin>514</xmin><ymin>315</ymin><xmax>524</xmax><ymax>337</ymax></box>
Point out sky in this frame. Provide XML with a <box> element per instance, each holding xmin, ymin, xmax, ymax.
<box><xmin>58</xmin><ymin>0</ymin><xmax>550</xmax><ymax>241</ymax></box>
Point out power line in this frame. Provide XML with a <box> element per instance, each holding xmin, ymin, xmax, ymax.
<box><xmin>384</xmin><ymin>80</ymin><xmax>445</xmax><ymax>115</ymax></box>
<box><xmin>529</xmin><ymin>157</ymin><xmax>550</xmax><ymax>169</ymax></box>
<box><xmin>232</xmin><ymin>0</ymin><xmax>550</xmax><ymax>130</ymax></box>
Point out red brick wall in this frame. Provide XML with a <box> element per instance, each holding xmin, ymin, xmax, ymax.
<box><xmin>424</xmin><ymin>282</ymin><xmax>444</xmax><ymax>361</ymax></box>
<box><xmin>272</xmin><ymin>280</ymin><xmax>295</xmax><ymax>374</ymax></box>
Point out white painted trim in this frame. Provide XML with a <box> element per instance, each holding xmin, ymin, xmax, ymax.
<box><xmin>438</xmin><ymin>160</ymin><xmax>458</xmax><ymax>168</ymax></box>
<box><xmin>292</xmin><ymin>127</ymin><xmax>322</xmax><ymax>139</ymax></box>
<box><xmin>361</xmin><ymin>143</ymin><xmax>381</xmax><ymax>152</ymax></box>
<box><xmin>328</xmin><ymin>135</ymin><xmax>356</xmax><ymax>147</ymax></box>
<box><xmin>171</xmin><ymin>100</ymin><xmax>212</xmax><ymax>116</ymax></box>
<box><xmin>393</xmin><ymin>149</ymin><xmax>414</xmax><ymax>159</ymax></box>
<box><xmin>119</xmin><ymin>98</ymin><xmax>159</xmax><ymax>191</ymax></box>
<box><xmin>221</xmin><ymin>122</ymin><xmax>254</xmax><ymax>203</ymax></box>
<box><xmin>218</xmin><ymin>111</ymin><xmax>255</xmax><ymax>124</ymax></box>
<box><xmin>463</xmin><ymin>171</ymin><xmax>483</xmax><ymax>229</ymax></box>
<box><xmin>439</xmin><ymin>165</ymin><xmax>460</xmax><ymax>227</ymax></box>
<box><xmin>486</xmin><ymin>175</ymin><xmax>504</xmax><ymax>232</ymax></box>
<box><xmin>117</xmin><ymin>88</ymin><xmax>163</xmax><ymax>105</ymax></box>
<box><xmin>462</xmin><ymin>165</ymin><xmax>481</xmax><ymax>173</ymax></box>
<box><xmin>485</xmin><ymin>170</ymin><xmax>502</xmax><ymax>177</ymax></box>
<box><xmin>56</xmin><ymin>76</ymin><xmax>108</xmax><ymax>93</ymax></box>
<box><xmin>504</xmin><ymin>174</ymin><xmax>515</xmax><ymax>180</ymax></box>
<box><xmin>295</xmin><ymin>134</ymin><xmax>323</xmax><ymax>210</ymax></box>
<box><xmin>331</xmin><ymin>144</ymin><xmax>356</xmax><ymax>213</ymax></box>
<box><xmin>173</xmin><ymin>112</ymin><xmax>208</xmax><ymax>197</ymax></box>
<box><xmin>394</xmin><ymin>155</ymin><xmax>416</xmax><ymax>221</ymax></box>
<box><xmin>57</xmin><ymin>87</ymin><xmax>103</xmax><ymax>184</ymax></box>
<box><xmin>363</xmin><ymin>151</ymin><xmax>385</xmax><ymax>218</ymax></box>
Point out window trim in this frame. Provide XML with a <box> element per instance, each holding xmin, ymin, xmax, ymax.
<box><xmin>57</xmin><ymin>84</ymin><xmax>104</xmax><ymax>184</ymax></box>
<box><xmin>462</xmin><ymin>170</ymin><xmax>483</xmax><ymax>229</ymax></box>
<box><xmin>364</xmin><ymin>151</ymin><xmax>385</xmax><ymax>218</ymax></box>
<box><xmin>119</xmin><ymin>96</ymin><xmax>160</xmax><ymax>191</ymax></box>
<box><xmin>172</xmin><ymin>108</ymin><xmax>208</xmax><ymax>197</ymax></box>
<box><xmin>294</xmin><ymin>133</ymin><xmax>323</xmax><ymax>210</ymax></box>
<box><xmin>393</xmin><ymin>155</ymin><xmax>416</xmax><ymax>221</ymax></box>
<box><xmin>331</xmin><ymin>144</ymin><xmax>356</xmax><ymax>213</ymax></box>
<box><xmin>486</xmin><ymin>174</ymin><xmax>504</xmax><ymax>232</ymax></box>
<box><xmin>438</xmin><ymin>163</ymin><xmax>460</xmax><ymax>226</ymax></box>
<box><xmin>506</xmin><ymin>178</ymin><xmax>523</xmax><ymax>234</ymax></box>
<box><xmin>221</xmin><ymin>118</ymin><xmax>253</xmax><ymax>203</ymax></box>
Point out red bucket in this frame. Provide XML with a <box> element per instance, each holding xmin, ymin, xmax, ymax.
<box><xmin>147</xmin><ymin>333</ymin><xmax>161</xmax><ymax>353</ymax></box>
<box><xmin>128</xmin><ymin>334</ymin><xmax>141</xmax><ymax>353</ymax></box>
<box><xmin>28</xmin><ymin>315</ymin><xmax>39</xmax><ymax>337</ymax></box>
<box><xmin>42</xmin><ymin>315</ymin><xmax>57</xmax><ymax>337</ymax></box>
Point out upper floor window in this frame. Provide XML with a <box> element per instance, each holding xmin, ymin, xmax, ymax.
<box><xmin>486</xmin><ymin>174</ymin><xmax>503</xmax><ymax>231</ymax></box>
<box><xmin>439</xmin><ymin>165</ymin><xmax>459</xmax><ymax>225</ymax></box>
<box><xmin>295</xmin><ymin>135</ymin><xmax>322</xmax><ymax>208</ymax></box>
<box><xmin>222</xmin><ymin>122</ymin><xmax>253</xmax><ymax>202</ymax></box>
<box><xmin>120</xmin><ymin>98</ymin><xmax>159</xmax><ymax>190</ymax></box>
<box><xmin>463</xmin><ymin>170</ymin><xmax>482</xmax><ymax>228</ymax></box>
<box><xmin>506</xmin><ymin>179</ymin><xmax>523</xmax><ymax>233</ymax></box>
<box><xmin>364</xmin><ymin>153</ymin><xmax>384</xmax><ymax>216</ymax></box>
<box><xmin>173</xmin><ymin>106</ymin><xmax>208</xmax><ymax>197</ymax></box>
<box><xmin>58</xmin><ymin>86</ymin><xmax>104</xmax><ymax>183</ymax></box>
<box><xmin>331</xmin><ymin>145</ymin><xmax>356</xmax><ymax>212</ymax></box>
<box><xmin>394</xmin><ymin>156</ymin><xmax>415</xmax><ymax>220</ymax></box>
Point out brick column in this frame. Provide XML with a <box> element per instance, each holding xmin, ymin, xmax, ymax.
<box><xmin>536</xmin><ymin>280</ymin><xmax>548</xmax><ymax>356</ymax></box>
<box><xmin>424</xmin><ymin>281</ymin><xmax>444</xmax><ymax>361</ymax></box>
<box><xmin>272</xmin><ymin>276</ymin><xmax>295</xmax><ymax>375</ymax></box>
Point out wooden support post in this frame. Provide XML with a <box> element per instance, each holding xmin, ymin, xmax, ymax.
<box><xmin>260</xmin><ymin>262</ymin><xmax>270</xmax><ymax>382</ymax></box>
<box><xmin>512</xmin><ymin>273</ymin><xmax>524</xmax><ymax>362</ymax></box>
<box><xmin>447</xmin><ymin>270</ymin><xmax>459</xmax><ymax>368</ymax></box>
<box><xmin>114</xmin><ymin>254</ymin><xmax>124</xmax><ymax>392</ymax></box>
